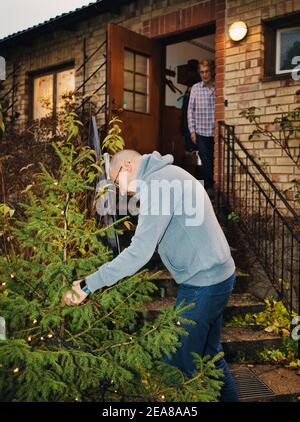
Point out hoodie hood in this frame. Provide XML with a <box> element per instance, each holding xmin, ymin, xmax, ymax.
<box><xmin>135</xmin><ymin>151</ymin><xmax>174</xmax><ymax>195</ymax></box>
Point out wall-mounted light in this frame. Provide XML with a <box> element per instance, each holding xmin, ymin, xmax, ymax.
<box><xmin>229</xmin><ymin>21</ymin><xmax>248</xmax><ymax>42</ymax></box>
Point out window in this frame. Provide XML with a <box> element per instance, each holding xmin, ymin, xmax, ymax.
<box><xmin>276</xmin><ymin>26</ymin><xmax>300</xmax><ymax>74</ymax></box>
<box><xmin>263</xmin><ymin>12</ymin><xmax>300</xmax><ymax>80</ymax></box>
<box><xmin>32</xmin><ymin>66</ymin><xmax>75</xmax><ymax>120</ymax></box>
<box><xmin>123</xmin><ymin>49</ymin><xmax>149</xmax><ymax>113</ymax></box>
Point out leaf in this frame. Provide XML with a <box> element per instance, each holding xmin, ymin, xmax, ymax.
<box><xmin>264</xmin><ymin>325</ymin><xmax>275</xmax><ymax>333</ymax></box>
<box><xmin>124</xmin><ymin>221</ymin><xmax>134</xmax><ymax>230</ymax></box>
<box><xmin>21</xmin><ymin>184</ymin><xmax>33</xmax><ymax>194</ymax></box>
<box><xmin>281</xmin><ymin>328</ymin><xmax>290</xmax><ymax>337</ymax></box>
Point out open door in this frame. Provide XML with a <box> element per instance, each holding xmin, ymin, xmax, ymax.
<box><xmin>107</xmin><ymin>23</ymin><xmax>164</xmax><ymax>154</ymax></box>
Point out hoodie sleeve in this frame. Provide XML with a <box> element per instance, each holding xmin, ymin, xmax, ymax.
<box><xmin>85</xmin><ymin>189</ymin><xmax>175</xmax><ymax>293</ymax></box>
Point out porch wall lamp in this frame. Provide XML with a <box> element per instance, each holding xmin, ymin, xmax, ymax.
<box><xmin>229</xmin><ymin>21</ymin><xmax>248</xmax><ymax>42</ymax></box>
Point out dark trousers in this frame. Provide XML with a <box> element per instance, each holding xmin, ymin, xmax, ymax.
<box><xmin>161</xmin><ymin>271</ymin><xmax>239</xmax><ymax>402</ymax></box>
<box><xmin>196</xmin><ymin>134</ymin><xmax>214</xmax><ymax>190</ymax></box>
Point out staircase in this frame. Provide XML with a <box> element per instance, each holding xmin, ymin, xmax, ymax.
<box><xmin>141</xmin><ymin>218</ymin><xmax>300</xmax><ymax>402</ymax></box>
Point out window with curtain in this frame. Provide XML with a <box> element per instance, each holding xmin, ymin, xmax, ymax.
<box><xmin>32</xmin><ymin>66</ymin><xmax>75</xmax><ymax>120</ymax></box>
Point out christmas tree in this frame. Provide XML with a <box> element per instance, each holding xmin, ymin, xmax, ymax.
<box><xmin>0</xmin><ymin>110</ymin><xmax>224</xmax><ymax>402</ymax></box>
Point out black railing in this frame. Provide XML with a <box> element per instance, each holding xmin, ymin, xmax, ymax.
<box><xmin>217</xmin><ymin>121</ymin><xmax>300</xmax><ymax>339</ymax></box>
<box><xmin>75</xmin><ymin>37</ymin><xmax>108</xmax><ymax>127</ymax></box>
<box><xmin>0</xmin><ymin>62</ymin><xmax>21</xmax><ymax>123</ymax></box>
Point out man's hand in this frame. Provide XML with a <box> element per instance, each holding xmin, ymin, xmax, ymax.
<box><xmin>191</xmin><ymin>132</ymin><xmax>197</xmax><ymax>144</ymax></box>
<box><xmin>63</xmin><ymin>279</ymin><xmax>88</xmax><ymax>306</ymax></box>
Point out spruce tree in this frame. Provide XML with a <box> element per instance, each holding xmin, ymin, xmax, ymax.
<box><xmin>0</xmin><ymin>110</ymin><xmax>224</xmax><ymax>402</ymax></box>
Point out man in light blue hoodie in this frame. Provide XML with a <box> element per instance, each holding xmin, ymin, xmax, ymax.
<box><xmin>63</xmin><ymin>149</ymin><xmax>239</xmax><ymax>402</ymax></box>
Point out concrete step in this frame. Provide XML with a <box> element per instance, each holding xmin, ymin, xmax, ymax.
<box><xmin>232</xmin><ymin>270</ymin><xmax>251</xmax><ymax>294</ymax></box>
<box><xmin>230</xmin><ymin>363</ymin><xmax>300</xmax><ymax>402</ymax></box>
<box><xmin>145</xmin><ymin>269</ymin><xmax>251</xmax><ymax>297</ymax></box>
<box><xmin>222</xmin><ymin>327</ymin><xmax>282</xmax><ymax>362</ymax></box>
<box><xmin>144</xmin><ymin>292</ymin><xmax>265</xmax><ymax>321</ymax></box>
<box><xmin>224</xmin><ymin>293</ymin><xmax>265</xmax><ymax>321</ymax></box>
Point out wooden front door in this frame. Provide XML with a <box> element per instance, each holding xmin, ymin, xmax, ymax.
<box><xmin>107</xmin><ymin>23</ymin><xmax>164</xmax><ymax>154</ymax></box>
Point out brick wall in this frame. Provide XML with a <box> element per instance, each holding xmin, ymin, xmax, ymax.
<box><xmin>225</xmin><ymin>0</ymin><xmax>300</xmax><ymax>208</ymax></box>
<box><xmin>1</xmin><ymin>0</ymin><xmax>299</xmax><ymax>207</ymax></box>
<box><xmin>1</xmin><ymin>0</ymin><xmax>211</xmax><ymax>133</ymax></box>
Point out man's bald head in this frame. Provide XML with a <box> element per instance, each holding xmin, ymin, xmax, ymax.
<box><xmin>110</xmin><ymin>149</ymin><xmax>142</xmax><ymax>174</ymax></box>
<box><xmin>109</xmin><ymin>149</ymin><xmax>142</xmax><ymax>195</ymax></box>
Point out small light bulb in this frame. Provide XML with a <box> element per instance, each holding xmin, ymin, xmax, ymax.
<box><xmin>13</xmin><ymin>367</ymin><xmax>19</xmax><ymax>374</ymax></box>
<box><xmin>47</xmin><ymin>333</ymin><xmax>53</xmax><ymax>338</ymax></box>
<box><xmin>176</xmin><ymin>320</ymin><xmax>181</xmax><ymax>326</ymax></box>
<box><xmin>1</xmin><ymin>282</ymin><xmax>6</xmax><ymax>286</ymax></box>
<box><xmin>27</xmin><ymin>336</ymin><xmax>32</xmax><ymax>342</ymax></box>
<box><xmin>54</xmin><ymin>181</ymin><xmax>58</xmax><ymax>185</ymax></box>
<box><xmin>40</xmin><ymin>336</ymin><xmax>44</xmax><ymax>341</ymax></box>
<box><xmin>160</xmin><ymin>394</ymin><xmax>165</xmax><ymax>400</ymax></box>
<box><xmin>10</xmin><ymin>274</ymin><xmax>16</xmax><ymax>279</ymax></box>
<box><xmin>33</xmin><ymin>319</ymin><xmax>37</xmax><ymax>324</ymax></box>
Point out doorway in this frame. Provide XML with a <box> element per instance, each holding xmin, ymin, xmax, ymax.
<box><xmin>107</xmin><ymin>23</ymin><xmax>216</xmax><ymax>180</ymax></box>
<box><xmin>160</xmin><ymin>29</ymin><xmax>216</xmax><ymax>180</ymax></box>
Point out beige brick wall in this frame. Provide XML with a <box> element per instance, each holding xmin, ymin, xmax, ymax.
<box><xmin>1</xmin><ymin>0</ymin><xmax>299</xmax><ymax>208</ymax></box>
<box><xmin>225</xmin><ymin>0</ymin><xmax>300</xmax><ymax>209</ymax></box>
<box><xmin>0</xmin><ymin>0</ymin><xmax>202</xmax><ymax>132</ymax></box>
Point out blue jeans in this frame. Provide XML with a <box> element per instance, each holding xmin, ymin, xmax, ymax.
<box><xmin>196</xmin><ymin>134</ymin><xmax>214</xmax><ymax>190</ymax></box>
<box><xmin>161</xmin><ymin>271</ymin><xmax>239</xmax><ymax>402</ymax></box>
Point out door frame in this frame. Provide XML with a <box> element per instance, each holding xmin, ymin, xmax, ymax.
<box><xmin>155</xmin><ymin>21</ymin><xmax>217</xmax><ymax>166</ymax></box>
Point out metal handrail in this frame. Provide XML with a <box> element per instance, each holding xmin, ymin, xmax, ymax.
<box><xmin>217</xmin><ymin>121</ymin><xmax>300</xmax><ymax>332</ymax></box>
<box><xmin>223</xmin><ymin>123</ymin><xmax>299</xmax><ymax>225</ymax></box>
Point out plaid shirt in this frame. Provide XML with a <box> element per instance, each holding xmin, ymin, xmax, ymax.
<box><xmin>187</xmin><ymin>81</ymin><xmax>216</xmax><ymax>137</ymax></box>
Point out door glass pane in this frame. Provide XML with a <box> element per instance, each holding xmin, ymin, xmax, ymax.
<box><xmin>124</xmin><ymin>70</ymin><xmax>134</xmax><ymax>90</ymax></box>
<box><xmin>124</xmin><ymin>91</ymin><xmax>134</xmax><ymax>110</ymax></box>
<box><xmin>124</xmin><ymin>50</ymin><xmax>134</xmax><ymax>71</ymax></box>
<box><xmin>136</xmin><ymin>54</ymin><xmax>148</xmax><ymax>74</ymax></box>
<box><xmin>135</xmin><ymin>74</ymin><xmax>148</xmax><ymax>94</ymax></box>
<box><xmin>135</xmin><ymin>93</ymin><xmax>148</xmax><ymax>113</ymax></box>
<box><xmin>57</xmin><ymin>68</ymin><xmax>75</xmax><ymax>112</ymax></box>
<box><xmin>123</xmin><ymin>50</ymin><xmax>150</xmax><ymax>113</ymax></box>
<box><xmin>33</xmin><ymin>74</ymin><xmax>53</xmax><ymax>119</ymax></box>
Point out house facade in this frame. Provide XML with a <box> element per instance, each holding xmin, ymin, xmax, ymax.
<box><xmin>0</xmin><ymin>0</ymin><xmax>299</xmax><ymax>207</ymax></box>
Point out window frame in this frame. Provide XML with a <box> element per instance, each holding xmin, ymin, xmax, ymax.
<box><xmin>262</xmin><ymin>12</ymin><xmax>300</xmax><ymax>81</ymax></box>
<box><xmin>275</xmin><ymin>25</ymin><xmax>300</xmax><ymax>75</ymax></box>
<box><xmin>29</xmin><ymin>61</ymin><xmax>75</xmax><ymax>122</ymax></box>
